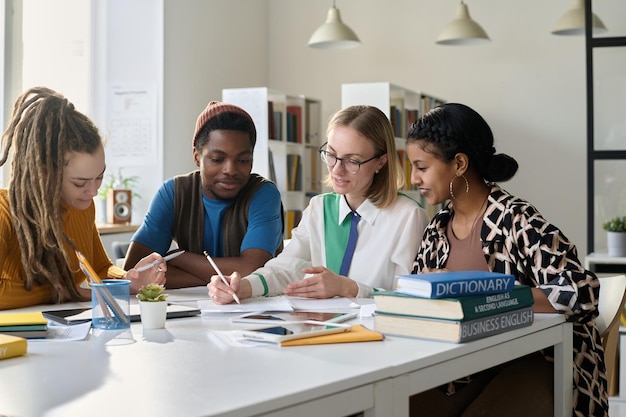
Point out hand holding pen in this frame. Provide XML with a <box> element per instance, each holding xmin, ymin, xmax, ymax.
<box><xmin>204</xmin><ymin>251</ymin><xmax>240</xmax><ymax>304</ymax></box>
<box><xmin>136</xmin><ymin>250</ymin><xmax>185</xmax><ymax>272</ymax></box>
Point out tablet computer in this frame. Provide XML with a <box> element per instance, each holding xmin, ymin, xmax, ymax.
<box><xmin>43</xmin><ymin>304</ymin><xmax>200</xmax><ymax>325</ymax></box>
<box><xmin>239</xmin><ymin>321</ymin><xmax>350</xmax><ymax>344</ymax></box>
<box><xmin>232</xmin><ymin>311</ymin><xmax>357</xmax><ymax>325</ymax></box>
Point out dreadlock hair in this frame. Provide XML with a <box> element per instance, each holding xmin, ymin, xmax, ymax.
<box><xmin>0</xmin><ymin>86</ymin><xmax>103</xmax><ymax>303</ymax></box>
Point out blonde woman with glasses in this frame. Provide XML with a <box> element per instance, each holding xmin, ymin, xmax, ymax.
<box><xmin>208</xmin><ymin>105</ymin><xmax>429</xmax><ymax>303</ymax></box>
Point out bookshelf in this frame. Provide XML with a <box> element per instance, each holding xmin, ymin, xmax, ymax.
<box><xmin>341</xmin><ymin>82</ymin><xmax>445</xmax><ymax>218</ymax></box>
<box><xmin>222</xmin><ymin>87</ymin><xmax>322</xmax><ymax>238</ymax></box>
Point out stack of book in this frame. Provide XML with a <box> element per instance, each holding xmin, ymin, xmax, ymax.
<box><xmin>373</xmin><ymin>271</ymin><xmax>534</xmax><ymax>343</ymax></box>
<box><xmin>0</xmin><ymin>311</ymin><xmax>48</xmax><ymax>339</ymax></box>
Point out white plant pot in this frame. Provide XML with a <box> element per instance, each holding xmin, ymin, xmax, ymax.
<box><xmin>607</xmin><ymin>231</ymin><xmax>626</xmax><ymax>257</ymax></box>
<box><xmin>139</xmin><ymin>301</ymin><xmax>167</xmax><ymax>329</ymax></box>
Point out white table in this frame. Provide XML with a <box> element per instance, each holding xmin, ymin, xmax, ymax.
<box><xmin>0</xmin><ymin>294</ymin><xmax>572</xmax><ymax>417</ymax></box>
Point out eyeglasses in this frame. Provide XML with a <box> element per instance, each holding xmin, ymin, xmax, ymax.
<box><xmin>318</xmin><ymin>142</ymin><xmax>381</xmax><ymax>175</ymax></box>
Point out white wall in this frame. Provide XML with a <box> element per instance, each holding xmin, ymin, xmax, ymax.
<box><xmin>162</xmin><ymin>0</ymin><xmax>269</xmax><ymax>180</ymax></box>
<box><xmin>92</xmin><ymin>0</ymin><xmax>164</xmax><ymax>224</ymax></box>
<box><xmin>264</xmin><ymin>0</ymin><xmax>626</xmax><ymax>256</ymax></box>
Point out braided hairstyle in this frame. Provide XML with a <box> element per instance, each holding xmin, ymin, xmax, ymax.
<box><xmin>0</xmin><ymin>87</ymin><xmax>103</xmax><ymax>303</ymax></box>
<box><xmin>407</xmin><ymin>103</ymin><xmax>518</xmax><ymax>183</ymax></box>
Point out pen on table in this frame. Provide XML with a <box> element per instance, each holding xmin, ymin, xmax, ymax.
<box><xmin>204</xmin><ymin>251</ymin><xmax>240</xmax><ymax>304</ymax></box>
<box><xmin>136</xmin><ymin>250</ymin><xmax>186</xmax><ymax>272</ymax></box>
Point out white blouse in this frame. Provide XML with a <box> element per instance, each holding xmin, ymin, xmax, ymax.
<box><xmin>244</xmin><ymin>193</ymin><xmax>429</xmax><ymax>298</ymax></box>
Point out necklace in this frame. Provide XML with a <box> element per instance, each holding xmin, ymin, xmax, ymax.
<box><xmin>451</xmin><ymin>197</ymin><xmax>488</xmax><ymax>239</ymax></box>
<box><xmin>470</xmin><ymin>197</ymin><xmax>488</xmax><ymax>232</ymax></box>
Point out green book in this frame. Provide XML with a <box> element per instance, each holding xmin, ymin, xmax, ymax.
<box><xmin>374</xmin><ymin>306</ymin><xmax>534</xmax><ymax>343</ymax></box>
<box><xmin>0</xmin><ymin>324</ymin><xmax>47</xmax><ymax>332</ymax></box>
<box><xmin>372</xmin><ymin>284</ymin><xmax>534</xmax><ymax>321</ymax></box>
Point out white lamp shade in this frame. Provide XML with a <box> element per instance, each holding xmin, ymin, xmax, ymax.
<box><xmin>308</xmin><ymin>6</ymin><xmax>361</xmax><ymax>49</ymax></box>
<box><xmin>436</xmin><ymin>3</ymin><xmax>490</xmax><ymax>46</ymax></box>
<box><xmin>551</xmin><ymin>0</ymin><xmax>607</xmax><ymax>36</ymax></box>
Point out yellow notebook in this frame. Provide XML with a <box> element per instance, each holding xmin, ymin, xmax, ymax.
<box><xmin>0</xmin><ymin>311</ymin><xmax>48</xmax><ymax>327</ymax></box>
<box><xmin>0</xmin><ymin>334</ymin><xmax>28</xmax><ymax>360</ymax></box>
<box><xmin>281</xmin><ymin>324</ymin><xmax>384</xmax><ymax>347</ymax></box>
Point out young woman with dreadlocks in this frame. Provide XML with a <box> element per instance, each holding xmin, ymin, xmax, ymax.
<box><xmin>0</xmin><ymin>87</ymin><xmax>166</xmax><ymax>310</ymax></box>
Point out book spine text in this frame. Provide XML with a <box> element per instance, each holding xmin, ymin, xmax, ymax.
<box><xmin>460</xmin><ymin>307</ymin><xmax>534</xmax><ymax>342</ymax></box>
<box><xmin>433</xmin><ymin>276</ymin><xmax>513</xmax><ymax>297</ymax></box>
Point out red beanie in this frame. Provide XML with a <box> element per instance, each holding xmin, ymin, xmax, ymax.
<box><xmin>192</xmin><ymin>101</ymin><xmax>255</xmax><ymax>147</ymax></box>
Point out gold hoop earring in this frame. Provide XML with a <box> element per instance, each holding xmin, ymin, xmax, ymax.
<box><xmin>449</xmin><ymin>174</ymin><xmax>469</xmax><ymax>202</ymax></box>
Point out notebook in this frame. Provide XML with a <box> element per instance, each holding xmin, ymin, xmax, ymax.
<box><xmin>42</xmin><ymin>304</ymin><xmax>200</xmax><ymax>325</ymax></box>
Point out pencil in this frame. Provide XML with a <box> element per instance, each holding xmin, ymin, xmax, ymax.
<box><xmin>135</xmin><ymin>250</ymin><xmax>185</xmax><ymax>272</ymax></box>
<box><xmin>203</xmin><ymin>251</ymin><xmax>240</xmax><ymax>304</ymax></box>
<box><xmin>76</xmin><ymin>250</ymin><xmax>130</xmax><ymax>325</ymax></box>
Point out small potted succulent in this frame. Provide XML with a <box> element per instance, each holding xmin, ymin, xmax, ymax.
<box><xmin>137</xmin><ymin>283</ymin><xmax>168</xmax><ymax>329</ymax></box>
<box><xmin>602</xmin><ymin>216</ymin><xmax>626</xmax><ymax>257</ymax></box>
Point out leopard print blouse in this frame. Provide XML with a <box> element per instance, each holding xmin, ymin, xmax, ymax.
<box><xmin>412</xmin><ymin>185</ymin><xmax>608</xmax><ymax>417</ymax></box>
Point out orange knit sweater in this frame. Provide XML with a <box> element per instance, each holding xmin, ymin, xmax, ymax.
<box><xmin>0</xmin><ymin>189</ymin><xmax>125</xmax><ymax>310</ymax></box>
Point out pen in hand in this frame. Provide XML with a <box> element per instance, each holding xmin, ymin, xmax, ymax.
<box><xmin>204</xmin><ymin>251</ymin><xmax>240</xmax><ymax>304</ymax></box>
<box><xmin>135</xmin><ymin>250</ymin><xmax>186</xmax><ymax>272</ymax></box>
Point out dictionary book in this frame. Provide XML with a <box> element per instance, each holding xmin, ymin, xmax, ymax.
<box><xmin>373</xmin><ymin>306</ymin><xmax>534</xmax><ymax>343</ymax></box>
<box><xmin>373</xmin><ymin>285</ymin><xmax>533</xmax><ymax>321</ymax></box>
<box><xmin>394</xmin><ymin>271</ymin><xmax>515</xmax><ymax>299</ymax></box>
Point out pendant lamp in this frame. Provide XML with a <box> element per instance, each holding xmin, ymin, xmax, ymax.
<box><xmin>551</xmin><ymin>0</ymin><xmax>607</xmax><ymax>36</ymax></box>
<box><xmin>436</xmin><ymin>1</ymin><xmax>490</xmax><ymax>46</ymax></box>
<box><xmin>308</xmin><ymin>1</ymin><xmax>361</xmax><ymax>49</ymax></box>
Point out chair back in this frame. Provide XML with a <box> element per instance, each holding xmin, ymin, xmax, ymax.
<box><xmin>111</xmin><ymin>241</ymin><xmax>131</xmax><ymax>266</ymax></box>
<box><xmin>596</xmin><ymin>274</ymin><xmax>626</xmax><ymax>397</ymax></box>
<box><xmin>596</xmin><ymin>274</ymin><xmax>626</xmax><ymax>337</ymax></box>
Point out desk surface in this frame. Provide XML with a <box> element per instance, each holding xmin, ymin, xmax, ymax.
<box><xmin>0</xmin><ymin>290</ymin><xmax>571</xmax><ymax>417</ymax></box>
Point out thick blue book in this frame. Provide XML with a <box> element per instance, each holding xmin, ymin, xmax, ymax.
<box><xmin>394</xmin><ymin>271</ymin><xmax>516</xmax><ymax>299</ymax></box>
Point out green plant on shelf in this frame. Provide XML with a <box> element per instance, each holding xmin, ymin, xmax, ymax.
<box><xmin>97</xmin><ymin>168</ymin><xmax>141</xmax><ymax>201</ymax></box>
<box><xmin>602</xmin><ymin>216</ymin><xmax>626</xmax><ymax>233</ymax></box>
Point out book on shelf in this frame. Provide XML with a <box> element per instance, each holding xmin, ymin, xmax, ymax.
<box><xmin>286</xmin><ymin>105</ymin><xmax>302</xmax><ymax>143</ymax></box>
<box><xmin>272</xmin><ymin>111</ymin><xmax>283</xmax><ymax>141</ymax></box>
<box><xmin>406</xmin><ymin>108</ymin><xmax>419</xmax><ymax>130</ymax></box>
<box><xmin>268</xmin><ymin>101</ymin><xmax>275</xmax><ymax>139</ymax></box>
<box><xmin>394</xmin><ymin>270</ymin><xmax>515</xmax><ymax>299</ymax></box>
<box><xmin>306</xmin><ymin>146</ymin><xmax>320</xmax><ymax>193</ymax></box>
<box><xmin>373</xmin><ymin>285</ymin><xmax>533</xmax><ymax>321</ymax></box>
<box><xmin>305</xmin><ymin>100</ymin><xmax>321</xmax><ymax>145</ymax></box>
<box><xmin>374</xmin><ymin>305</ymin><xmax>534</xmax><ymax>343</ymax></box>
<box><xmin>0</xmin><ymin>311</ymin><xmax>48</xmax><ymax>339</ymax></box>
<box><xmin>286</xmin><ymin>209</ymin><xmax>303</xmax><ymax>239</ymax></box>
<box><xmin>0</xmin><ymin>334</ymin><xmax>27</xmax><ymax>360</ymax></box>
<box><xmin>268</xmin><ymin>149</ymin><xmax>277</xmax><ymax>184</ymax></box>
<box><xmin>286</xmin><ymin>153</ymin><xmax>302</xmax><ymax>191</ymax></box>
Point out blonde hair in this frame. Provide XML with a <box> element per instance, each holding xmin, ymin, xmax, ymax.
<box><xmin>323</xmin><ymin>105</ymin><xmax>404</xmax><ymax>208</ymax></box>
<box><xmin>0</xmin><ymin>87</ymin><xmax>102</xmax><ymax>303</ymax></box>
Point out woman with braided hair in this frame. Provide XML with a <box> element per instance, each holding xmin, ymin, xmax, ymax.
<box><xmin>406</xmin><ymin>103</ymin><xmax>607</xmax><ymax>416</ymax></box>
<box><xmin>0</xmin><ymin>86</ymin><xmax>166</xmax><ymax>310</ymax></box>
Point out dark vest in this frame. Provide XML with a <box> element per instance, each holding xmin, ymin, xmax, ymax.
<box><xmin>173</xmin><ymin>171</ymin><xmax>283</xmax><ymax>257</ymax></box>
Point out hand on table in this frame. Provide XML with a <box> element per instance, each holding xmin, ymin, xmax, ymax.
<box><xmin>283</xmin><ymin>266</ymin><xmax>358</xmax><ymax>298</ymax></box>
